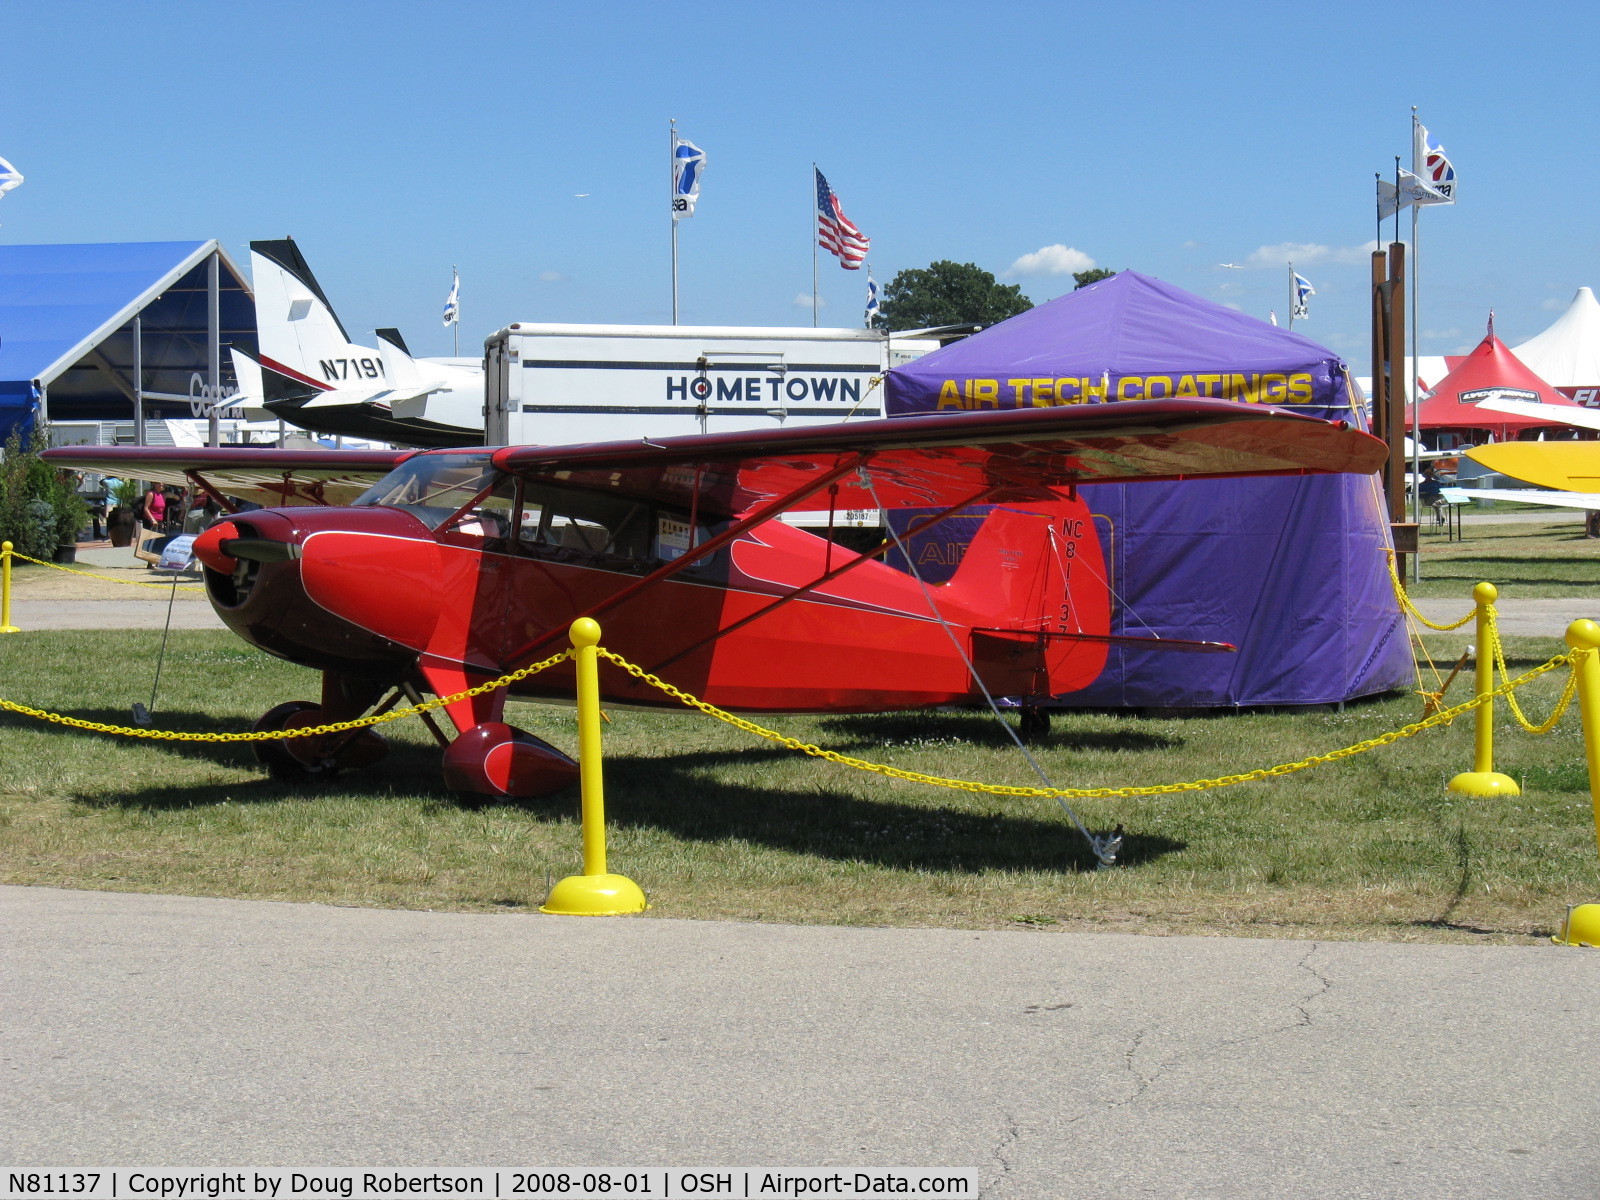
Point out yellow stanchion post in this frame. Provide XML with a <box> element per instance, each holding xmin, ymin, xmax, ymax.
<box><xmin>0</xmin><ymin>542</ymin><xmax>19</xmax><ymax>634</ymax></box>
<box><xmin>1448</xmin><ymin>582</ymin><xmax>1519</xmax><ymax>796</ymax></box>
<box><xmin>1553</xmin><ymin>619</ymin><xmax>1600</xmax><ymax>947</ymax></box>
<box><xmin>540</xmin><ymin>618</ymin><xmax>648</xmax><ymax>916</ymax></box>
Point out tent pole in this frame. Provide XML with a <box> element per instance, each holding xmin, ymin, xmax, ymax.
<box><xmin>207</xmin><ymin>251</ymin><xmax>221</xmax><ymax>448</ymax></box>
<box><xmin>133</xmin><ymin>315</ymin><xmax>144</xmax><ymax>447</ymax></box>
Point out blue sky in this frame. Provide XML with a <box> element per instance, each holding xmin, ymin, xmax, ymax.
<box><xmin>2</xmin><ymin>0</ymin><xmax>1596</xmax><ymax>364</ymax></box>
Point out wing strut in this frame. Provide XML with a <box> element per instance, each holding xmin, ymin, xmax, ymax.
<box><xmin>504</xmin><ymin>452</ymin><xmax>873</xmax><ymax>665</ymax></box>
<box><xmin>647</xmin><ymin>482</ymin><xmax>1008</xmax><ymax>675</ymax></box>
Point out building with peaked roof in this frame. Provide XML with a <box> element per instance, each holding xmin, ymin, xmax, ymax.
<box><xmin>1511</xmin><ymin>286</ymin><xmax>1600</xmax><ymax>403</ymax></box>
<box><xmin>0</xmin><ymin>240</ymin><xmax>254</xmax><ymax>445</ymax></box>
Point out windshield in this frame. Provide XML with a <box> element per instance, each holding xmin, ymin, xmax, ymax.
<box><xmin>353</xmin><ymin>453</ymin><xmax>500</xmax><ymax>530</ymax></box>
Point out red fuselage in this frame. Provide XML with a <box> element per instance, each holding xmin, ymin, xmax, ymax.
<box><xmin>195</xmin><ymin>494</ymin><xmax>1109</xmax><ymax>715</ymax></box>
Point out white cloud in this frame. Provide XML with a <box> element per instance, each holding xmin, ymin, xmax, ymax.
<box><xmin>539</xmin><ymin>270</ymin><xmax>568</xmax><ymax>283</ymax></box>
<box><xmin>1005</xmin><ymin>244</ymin><xmax>1096</xmax><ymax>278</ymax></box>
<box><xmin>1245</xmin><ymin>241</ymin><xmax>1376</xmax><ymax>269</ymax></box>
<box><xmin>793</xmin><ymin>293</ymin><xmax>826</xmax><ymax>309</ymax></box>
<box><xmin>1543</xmin><ymin>296</ymin><xmax>1567</xmax><ymax>311</ymax></box>
<box><xmin>1181</xmin><ymin>240</ymin><xmax>1203</xmax><ymax>250</ymax></box>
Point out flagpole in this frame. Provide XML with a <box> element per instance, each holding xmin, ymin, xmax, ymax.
<box><xmin>452</xmin><ymin>265</ymin><xmax>459</xmax><ymax>357</ymax></box>
<box><xmin>670</xmin><ymin>119</ymin><xmax>680</xmax><ymax>325</ymax></box>
<box><xmin>1374</xmin><ymin>173</ymin><xmax>1383</xmax><ymax>248</ymax></box>
<box><xmin>1286</xmin><ymin>262</ymin><xmax>1295</xmax><ymax>330</ymax></box>
<box><xmin>811</xmin><ymin>163</ymin><xmax>819</xmax><ymax>328</ymax></box>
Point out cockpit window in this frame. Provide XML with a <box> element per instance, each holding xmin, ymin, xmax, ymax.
<box><xmin>353</xmin><ymin>453</ymin><xmax>500</xmax><ymax>530</ymax></box>
<box><xmin>516</xmin><ymin>482</ymin><xmax>651</xmax><ymax>563</ymax></box>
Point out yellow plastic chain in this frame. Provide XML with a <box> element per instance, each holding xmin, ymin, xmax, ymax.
<box><xmin>1486</xmin><ymin>605</ymin><xmax>1578</xmax><ymax>735</ymax></box>
<box><xmin>7</xmin><ymin>549</ymin><xmax>206</xmax><ymax>593</ymax></box>
<box><xmin>0</xmin><ymin>648</ymin><xmax>572</xmax><ymax>742</ymax></box>
<box><xmin>1384</xmin><ymin>550</ymin><xmax>1474</xmax><ymax>631</ymax></box>
<box><xmin>597</xmin><ymin>645</ymin><xmax>1583</xmax><ymax>800</ymax></box>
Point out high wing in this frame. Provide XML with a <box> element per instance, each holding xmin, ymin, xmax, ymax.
<box><xmin>1474</xmin><ymin>396</ymin><xmax>1600</xmax><ymax>433</ymax></box>
<box><xmin>40</xmin><ymin>446</ymin><xmax>412</xmax><ymax>508</ymax></box>
<box><xmin>492</xmin><ymin>398</ymin><xmax>1387</xmax><ymax>516</ymax></box>
<box><xmin>1466</xmin><ymin>441</ymin><xmax>1600</xmax><ymax>493</ymax></box>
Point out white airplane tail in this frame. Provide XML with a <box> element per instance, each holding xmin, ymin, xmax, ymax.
<box><xmin>250</xmin><ymin>238</ymin><xmax>389</xmax><ymax>392</ymax></box>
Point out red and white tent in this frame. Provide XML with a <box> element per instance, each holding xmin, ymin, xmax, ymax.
<box><xmin>1511</xmin><ymin>286</ymin><xmax>1600</xmax><ymax>402</ymax></box>
<box><xmin>1409</xmin><ymin>325</ymin><xmax>1586</xmax><ymax>444</ymax></box>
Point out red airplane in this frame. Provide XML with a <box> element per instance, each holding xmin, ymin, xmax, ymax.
<box><xmin>46</xmin><ymin>399</ymin><xmax>1385</xmax><ymax>799</ymax></box>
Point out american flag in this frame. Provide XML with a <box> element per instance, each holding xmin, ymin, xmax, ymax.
<box><xmin>816</xmin><ymin>168</ymin><xmax>869</xmax><ymax>270</ymax></box>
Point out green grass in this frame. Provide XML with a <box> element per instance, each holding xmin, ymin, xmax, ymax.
<box><xmin>1408</xmin><ymin>517</ymin><xmax>1600</xmax><ymax>598</ymax></box>
<box><xmin>1</xmin><ymin>628</ymin><xmax>1596</xmax><ymax>944</ymax></box>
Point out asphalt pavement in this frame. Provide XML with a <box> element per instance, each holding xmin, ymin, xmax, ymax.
<box><xmin>2</xmin><ymin>885</ymin><xmax>1597</xmax><ymax>1197</ymax></box>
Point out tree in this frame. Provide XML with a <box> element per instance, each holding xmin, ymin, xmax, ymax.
<box><xmin>1072</xmin><ymin>268</ymin><xmax>1118</xmax><ymax>290</ymax></box>
<box><xmin>875</xmin><ymin>260</ymin><xmax>1032</xmax><ymax>331</ymax></box>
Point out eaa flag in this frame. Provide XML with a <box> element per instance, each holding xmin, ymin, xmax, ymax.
<box><xmin>864</xmin><ymin>268</ymin><xmax>880</xmax><ymax>327</ymax></box>
<box><xmin>672</xmin><ymin>135</ymin><xmax>705</xmax><ymax>217</ymax></box>
<box><xmin>1377</xmin><ymin>169</ymin><xmax>1451</xmax><ymax>221</ymax></box>
<box><xmin>815</xmin><ymin>168</ymin><xmax>869</xmax><ymax>269</ymax></box>
<box><xmin>442</xmin><ymin>269</ymin><xmax>460</xmax><ymax>326</ymax></box>
<box><xmin>1292</xmin><ymin>272</ymin><xmax>1315</xmax><ymax>321</ymax></box>
<box><xmin>0</xmin><ymin>155</ymin><xmax>22</xmax><ymax>200</ymax></box>
<box><xmin>1415</xmin><ymin>124</ymin><xmax>1457</xmax><ymax>203</ymax></box>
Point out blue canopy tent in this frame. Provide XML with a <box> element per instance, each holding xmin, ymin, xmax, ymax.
<box><xmin>884</xmin><ymin>271</ymin><xmax>1410</xmax><ymax>708</ymax></box>
<box><xmin>0</xmin><ymin>240</ymin><xmax>255</xmax><ymax>445</ymax></box>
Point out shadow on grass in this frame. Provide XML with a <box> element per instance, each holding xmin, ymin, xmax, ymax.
<box><xmin>34</xmin><ymin>708</ymin><xmax>1185</xmax><ymax>872</ymax></box>
<box><xmin>593</xmin><ymin>747</ymin><xmax>1184</xmax><ymax>873</ymax></box>
<box><xmin>815</xmin><ymin>711</ymin><xmax>1182</xmax><ymax>752</ymax></box>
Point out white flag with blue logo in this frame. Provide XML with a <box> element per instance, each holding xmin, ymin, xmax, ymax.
<box><xmin>0</xmin><ymin>155</ymin><xmax>23</xmax><ymax>200</ymax></box>
<box><xmin>865</xmin><ymin>268</ymin><xmax>880</xmax><ymax>327</ymax></box>
<box><xmin>442</xmin><ymin>269</ymin><xmax>460</xmax><ymax>327</ymax></box>
<box><xmin>1292</xmin><ymin>272</ymin><xmax>1315</xmax><ymax>321</ymax></box>
<box><xmin>1414</xmin><ymin>123</ymin><xmax>1457</xmax><ymax>203</ymax></box>
<box><xmin>672</xmin><ymin>136</ymin><xmax>705</xmax><ymax>218</ymax></box>
<box><xmin>1378</xmin><ymin>170</ymin><xmax>1451</xmax><ymax>221</ymax></box>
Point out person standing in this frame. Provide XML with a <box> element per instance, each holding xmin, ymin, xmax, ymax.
<box><xmin>141</xmin><ymin>483</ymin><xmax>165</xmax><ymax>531</ymax></box>
<box><xmin>75</xmin><ymin>472</ymin><xmax>107</xmax><ymax>540</ymax></box>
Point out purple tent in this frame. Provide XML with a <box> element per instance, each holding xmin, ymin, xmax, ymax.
<box><xmin>884</xmin><ymin>271</ymin><xmax>1409</xmax><ymax>708</ymax></box>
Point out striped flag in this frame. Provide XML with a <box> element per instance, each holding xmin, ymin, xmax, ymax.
<box><xmin>815</xmin><ymin>168</ymin><xmax>869</xmax><ymax>269</ymax></box>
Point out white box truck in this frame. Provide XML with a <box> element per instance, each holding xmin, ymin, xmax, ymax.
<box><xmin>483</xmin><ymin>323</ymin><xmax>937</xmax><ymax>446</ymax></box>
<box><xmin>481</xmin><ymin>324</ymin><xmax>940</xmax><ymax>530</ymax></box>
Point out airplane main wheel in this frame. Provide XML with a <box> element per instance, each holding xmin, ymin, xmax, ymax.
<box><xmin>253</xmin><ymin>701</ymin><xmax>322</xmax><ymax>780</ymax></box>
<box><xmin>253</xmin><ymin>700</ymin><xmax>388</xmax><ymax>781</ymax></box>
